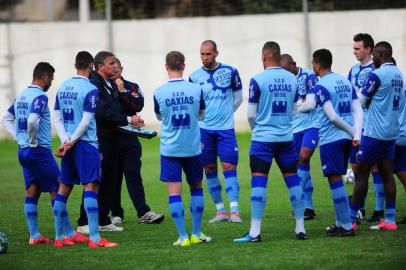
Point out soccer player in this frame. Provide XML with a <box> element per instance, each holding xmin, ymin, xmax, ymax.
<box><xmin>189</xmin><ymin>40</ymin><xmax>243</xmax><ymax>223</ymax></box>
<box><xmin>234</xmin><ymin>41</ymin><xmax>307</xmax><ymax>243</ymax></box>
<box><xmin>52</xmin><ymin>51</ymin><xmax>118</xmax><ymax>248</ymax></box>
<box><xmin>350</xmin><ymin>41</ymin><xmax>405</xmax><ymax>230</ymax></box>
<box><xmin>280</xmin><ymin>54</ymin><xmax>319</xmax><ymax>220</ymax></box>
<box><xmin>348</xmin><ymin>33</ymin><xmax>384</xmax><ymax>222</ymax></box>
<box><xmin>1</xmin><ymin>62</ymin><xmax>58</xmax><ymax>245</ymax></box>
<box><xmin>154</xmin><ymin>51</ymin><xmax>210</xmax><ymax>246</ymax></box>
<box><xmin>298</xmin><ymin>49</ymin><xmax>363</xmax><ymax>237</ymax></box>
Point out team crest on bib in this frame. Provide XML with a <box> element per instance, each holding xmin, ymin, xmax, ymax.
<box><xmin>207</xmin><ymin>67</ymin><xmax>233</xmax><ymax>93</ymax></box>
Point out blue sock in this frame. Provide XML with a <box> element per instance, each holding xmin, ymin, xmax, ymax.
<box><xmin>53</xmin><ymin>194</ymin><xmax>68</xmax><ymax>240</ymax></box>
<box><xmin>224</xmin><ymin>170</ymin><xmax>240</xmax><ymax>213</ymax></box>
<box><xmin>372</xmin><ymin>172</ymin><xmax>385</xmax><ymax>211</ymax></box>
<box><xmin>349</xmin><ymin>204</ymin><xmax>360</xmax><ymax>225</ymax></box>
<box><xmin>190</xmin><ymin>189</ymin><xmax>204</xmax><ymax>236</ymax></box>
<box><xmin>84</xmin><ymin>191</ymin><xmax>101</xmax><ymax>243</ymax></box>
<box><xmin>24</xmin><ymin>197</ymin><xmax>40</xmax><ymax>239</ymax></box>
<box><xmin>284</xmin><ymin>175</ymin><xmax>305</xmax><ymax>219</ymax></box>
<box><xmin>385</xmin><ymin>201</ymin><xmax>396</xmax><ymax>224</ymax></box>
<box><xmin>330</xmin><ymin>181</ymin><xmax>352</xmax><ymax>230</ymax></box>
<box><xmin>63</xmin><ymin>207</ymin><xmax>75</xmax><ymax>238</ymax></box>
<box><xmin>169</xmin><ymin>195</ymin><xmax>188</xmax><ymax>240</ymax></box>
<box><xmin>297</xmin><ymin>164</ymin><xmax>313</xmax><ymax>209</ymax></box>
<box><xmin>251</xmin><ymin>176</ymin><xmax>268</xmax><ymax>220</ymax></box>
<box><xmin>206</xmin><ymin>171</ymin><xmax>225</xmax><ymax>213</ymax></box>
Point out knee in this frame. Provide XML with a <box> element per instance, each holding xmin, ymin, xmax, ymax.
<box><xmin>222</xmin><ymin>162</ymin><xmax>236</xmax><ymax>171</ymax></box>
<box><xmin>204</xmin><ymin>163</ymin><xmax>217</xmax><ymax>173</ymax></box>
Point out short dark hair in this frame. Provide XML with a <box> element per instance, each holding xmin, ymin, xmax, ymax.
<box><xmin>262</xmin><ymin>41</ymin><xmax>281</xmax><ymax>61</ymax></box>
<box><xmin>94</xmin><ymin>51</ymin><xmax>115</xmax><ymax>71</ymax></box>
<box><xmin>313</xmin><ymin>49</ymin><xmax>333</xmax><ymax>69</ymax></box>
<box><xmin>201</xmin><ymin>40</ymin><xmax>217</xmax><ymax>51</ymax></box>
<box><xmin>115</xmin><ymin>57</ymin><xmax>122</xmax><ymax>68</ymax></box>
<box><xmin>166</xmin><ymin>51</ymin><xmax>185</xmax><ymax>71</ymax></box>
<box><xmin>33</xmin><ymin>62</ymin><xmax>55</xmax><ymax>80</ymax></box>
<box><xmin>375</xmin><ymin>41</ymin><xmax>392</xmax><ymax>58</ymax></box>
<box><xmin>353</xmin><ymin>33</ymin><xmax>374</xmax><ymax>50</ymax></box>
<box><xmin>75</xmin><ymin>51</ymin><xmax>94</xmax><ymax>70</ymax></box>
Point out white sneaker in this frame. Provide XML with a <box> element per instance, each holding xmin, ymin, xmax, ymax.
<box><xmin>111</xmin><ymin>216</ymin><xmax>123</xmax><ymax>226</ymax></box>
<box><xmin>99</xmin><ymin>224</ymin><xmax>124</xmax><ymax>232</ymax></box>
<box><xmin>77</xmin><ymin>225</ymin><xmax>89</xmax><ymax>235</ymax></box>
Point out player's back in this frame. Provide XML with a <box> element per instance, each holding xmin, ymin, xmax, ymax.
<box><xmin>363</xmin><ymin>63</ymin><xmax>404</xmax><ymax>141</ymax></box>
<box><xmin>154</xmin><ymin>79</ymin><xmax>203</xmax><ymax>157</ymax></box>
<box><xmin>55</xmin><ymin>76</ymin><xmax>98</xmax><ymax>146</ymax></box>
<box><xmin>315</xmin><ymin>72</ymin><xmax>355</xmax><ymax>145</ymax></box>
<box><xmin>189</xmin><ymin>63</ymin><xmax>241</xmax><ymax>130</ymax></box>
<box><xmin>250</xmin><ymin>67</ymin><xmax>298</xmax><ymax>142</ymax></box>
<box><xmin>14</xmin><ymin>85</ymin><xmax>52</xmax><ymax>149</ymax></box>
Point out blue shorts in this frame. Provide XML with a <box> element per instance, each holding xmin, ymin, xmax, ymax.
<box><xmin>357</xmin><ymin>136</ymin><xmax>396</xmax><ymax>164</ymax></box>
<box><xmin>200</xmin><ymin>128</ymin><xmax>238</xmax><ymax>166</ymax></box>
<box><xmin>249</xmin><ymin>141</ymin><xmax>298</xmax><ymax>174</ymax></box>
<box><xmin>18</xmin><ymin>146</ymin><xmax>59</xmax><ymax>192</ymax></box>
<box><xmin>349</xmin><ymin>146</ymin><xmax>359</xmax><ymax>164</ymax></box>
<box><xmin>160</xmin><ymin>155</ymin><xmax>203</xmax><ymax>184</ymax></box>
<box><xmin>394</xmin><ymin>145</ymin><xmax>406</xmax><ymax>173</ymax></box>
<box><xmin>293</xmin><ymin>127</ymin><xmax>319</xmax><ymax>154</ymax></box>
<box><xmin>319</xmin><ymin>139</ymin><xmax>352</xmax><ymax>177</ymax></box>
<box><xmin>60</xmin><ymin>141</ymin><xmax>101</xmax><ymax>185</ymax></box>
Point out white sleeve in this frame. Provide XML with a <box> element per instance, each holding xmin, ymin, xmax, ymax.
<box><xmin>69</xmin><ymin>112</ymin><xmax>94</xmax><ymax>144</ymax></box>
<box><xmin>155</xmin><ymin>113</ymin><xmax>162</xmax><ymax>121</ymax></box>
<box><xmin>233</xmin><ymin>90</ymin><xmax>243</xmax><ymax>112</ymax></box>
<box><xmin>1</xmin><ymin>111</ymin><xmax>16</xmax><ymax>139</ymax></box>
<box><xmin>198</xmin><ymin>110</ymin><xmax>205</xmax><ymax>121</ymax></box>
<box><xmin>322</xmin><ymin>101</ymin><xmax>355</xmax><ymax>137</ymax></box>
<box><xmin>53</xmin><ymin>110</ymin><xmax>70</xmax><ymax>143</ymax></box>
<box><xmin>297</xmin><ymin>93</ymin><xmax>317</xmax><ymax>113</ymax></box>
<box><xmin>27</xmin><ymin>113</ymin><xmax>40</xmax><ymax>147</ymax></box>
<box><xmin>359</xmin><ymin>93</ymin><xmax>369</xmax><ymax>108</ymax></box>
<box><xmin>352</xmin><ymin>99</ymin><xmax>363</xmax><ymax>141</ymax></box>
<box><xmin>247</xmin><ymin>103</ymin><xmax>258</xmax><ymax>130</ymax></box>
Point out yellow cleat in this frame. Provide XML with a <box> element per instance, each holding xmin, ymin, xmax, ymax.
<box><xmin>191</xmin><ymin>233</ymin><xmax>212</xmax><ymax>244</ymax></box>
<box><xmin>173</xmin><ymin>237</ymin><xmax>191</xmax><ymax>247</ymax></box>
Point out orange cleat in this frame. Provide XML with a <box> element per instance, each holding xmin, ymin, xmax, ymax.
<box><xmin>54</xmin><ymin>239</ymin><xmax>75</xmax><ymax>248</ymax></box>
<box><xmin>88</xmin><ymin>238</ymin><xmax>118</xmax><ymax>248</ymax></box>
<box><xmin>29</xmin><ymin>236</ymin><xmax>53</xmax><ymax>245</ymax></box>
<box><xmin>370</xmin><ymin>220</ymin><xmax>397</xmax><ymax>230</ymax></box>
<box><xmin>65</xmin><ymin>232</ymin><xmax>89</xmax><ymax>243</ymax></box>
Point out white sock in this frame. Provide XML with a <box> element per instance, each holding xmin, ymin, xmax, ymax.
<box><xmin>249</xmin><ymin>218</ymin><xmax>262</xmax><ymax>237</ymax></box>
<box><xmin>295</xmin><ymin>218</ymin><xmax>305</xmax><ymax>234</ymax></box>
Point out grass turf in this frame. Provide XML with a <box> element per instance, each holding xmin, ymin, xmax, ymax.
<box><xmin>0</xmin><ymin>133</ymin><xmax>405</xmax><ymax>270</ymax></box>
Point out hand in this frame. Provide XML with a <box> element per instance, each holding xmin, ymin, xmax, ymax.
<box><xmin>55</xmin><ymin>140</ymin><xmax>74</xmax><ymax>158</ymax></box>
<box><xmin>115</xmin><ymin>78</ymin><xmax>125</xmax><ymax>92</ymax></box>
<box><xmin>352</xmin><ymin>140</ymin><xmax>360</xmax><ymax>147</ymax></box>
<box><xmin>130</xmin><ymin>115</ymin><xmax>145</xmax><ymax>127</ymax></box>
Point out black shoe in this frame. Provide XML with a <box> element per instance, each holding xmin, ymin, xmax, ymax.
<box><xmin>356</xmin><ymin>209</ymin><xmax>366</xmax><ymax>225</ymax></box>
<box><xmin>399</xmin><ymin>216</ymin><xmax>406</xmax><ymax>224</ymax></box>
<box><xmin>304</xmin><ymin>208</ymin><xmax>316</xmax><ymax>220</ymax></box>
<box><xmin>325</xmin><ymin>224</ymin><xmax>339</xmax><ymax>236</ymax></box>
<box><xmin>331</xmin><ymin>227</ymin><xmax>355</xmax><ymax>237</ymax></box>
<box><xmin>138</xmin><ymin>211</ymin><xmax>165</xmax><ymax>224</ymax></box>
<box><xmin>367</xmin><ymin>210</ymin><xmax>384</xmax><ymax>223</ymax></box>
<box><xmin>296</xmin><ymin>232</ymin><xmax>308</xmax><ymax>240</ymax></box>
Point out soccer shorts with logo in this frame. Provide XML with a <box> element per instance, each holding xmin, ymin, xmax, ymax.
<box><xmin>200</xmin><ymin>128</ymin><xmax>238</xmax><ymax>166</ymax></box>
<box><xmin>160</xmin><ymin>155</ymin><xmax>203</xmax><ymax>184</ymax></box>
<box><xmin>357</xmin><ymin>136</ymin><xmax>396</xmax><ymax>164</ymax></box>
<box><xmin>319</xmin><ymin>139</ymin><xmax>352</xmax><ymax>176</ymax></box>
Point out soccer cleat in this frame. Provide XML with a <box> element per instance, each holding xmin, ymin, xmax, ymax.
<box><xmin>370</xmin><ymin>220</ymin><xmax>397</xmax><ymax>230</ymax></box>
<box><xmin>367</xmin><ymin>210</ymin><xmax>384</xmax><ymax>223</ymax></box>
<box><xmin>230</xmin><ymin>212</ymin><xmax>242</xmax><ymax>223</ymax></box>
<box><xmin>330</xmin><ymin>227</ymin><xmax>355</xmax><ymax>237</ymax></box>
<box><xmin>233</xmin><ymin>232</ymin><xmax>261</xmax><ymax>243</ymax></box>
<box><xmin>209</xmin><ymin>212</ymin><xmax>229</xmax><ymax>223</ymax></box>
<box><xmin>111</xmin><ymin>216</ymin><xmax>123</xmax><ymax>226</ymax></box>
<box><xmin>173</xmin><ymin>237</ymin><xmax>191</xmax><ymax>247</ymax></box>
<box><xmin>138</xmin><ymin>211</ymin><xmax>165</xmax><ymax>224</ymax></box>
<box><xmin>304</xmin><ymin>208</ymin><xmax>316</xmax><ymax>220</ymax></box>
<box><xmin>77</xmin><ymin>225</ymin><xmax>89</xmax><ymax>235</ymax></box>
<box><xmin>54</xmin><ymin>239</ymin><xmax>75</xmax><ymax>248</ymax></box>
<box><xmin>65</xmin><ymin>232</ymin><xmax>89</xmax><ymax>243</ymax></box>
<box><xmin>89</xmin><ymin>238</ymin><xmax>118</xmax><ymax>248</ymax></box>
<box><xmin>325</xmin><ymin>224</ymin><xmax>338</xmax><ymax>236</ymax></box>
<box><xmin>352</xmin><ymin>223</ymin><xmax>357</xmax><ymax>231</ymax></box>
<box><xmin>99</xmin><ymin>223</ymin><xmax>124</xmax><ymax>232</ymax></box>
<box><xmin>29</xmin><ymin>236</ymin><xmax>53</xmax><ymax>245</ymax></box>
<box><xmin>191</xmin><ymin>233</ymin><xmax>212</xmax><ymax>244</ymax></box>
<box><xmin>296</xmin><ymin>232</ymin><xmax>308</xmax><ymax>240</ymax></box>
<box><xmin>356</xmin><ymin>209</ymin><xmax>366</xmax><ymax>225</ymax></box>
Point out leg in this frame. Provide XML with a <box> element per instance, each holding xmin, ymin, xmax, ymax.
<box><xmin>25</xmin><ymin>183</ymin><xmax>42</xmax><ymax>241</ymax></box>
<box><xmin>350</xmin><ymin>161</ymin><xmax>373</xmax><ymax>223</ymax></box>
<box><xmin>167</xmin><ymin>182</ymin><xmax>189</xmax><ymax>242</ymax></box>
<box><xmin>368</xmin><ymin>165</ymin><xmax>385</xmax><ymax>222</ymax></box>
<box><xmin>377</xmin><ymin>159</ymin><xmax>396</xmax><ymax>225</ymax></box>
<box><xmin>53</xmin><ymin>183</ymin><xmax>75</xmax><ymax>244</ymax></box>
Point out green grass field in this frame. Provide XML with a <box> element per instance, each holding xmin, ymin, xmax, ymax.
<box><xmin>0</xmin><ymin>133</ymin><xmax>405</xmax><ymax>270</ymax></box>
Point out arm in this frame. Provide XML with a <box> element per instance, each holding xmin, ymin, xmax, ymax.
<box><xmin>360</xmin><ymin>72</ymin><xmax>381</xmax><ymax>108</ymax></box>
<box><xmin>247</xmin><ymin>78</ymin><xmax>260</xmax><ymax>130</ymax></box>
<box><xmin>351</xmin><ymin>88</ymin><xmax>363</xmax><ymax>141</ymax></box>
<box><xmin>154</xmin><ymin>95</ymin><xmax>162</xmax><ymax>121</ymax></box>
<box><xmin>69</xmin><ymin>112</ymin><xmax>94</xmax><ymax>143</ymax></box>
<box><xmin>53</xmin><ymin>96</ymin><xmax>70</xmax><ymax>143</ymax></box>
<box><xmin>297</xmin><ymin>93</ymin><xmax>317</xmax><ymax>113</ymax></box>
<box><xmin>1</xmin><ymin>104</ymin><xmax>16</xmax><ymax>139</ymax></box>
<box><xmin>323</xmin><ymin>101</ymin><xmax>355</xmax><ymax>137</ymax></box>
<box><xmin>96</xmin><ymin>89</ymin><xmax>129</xmax><ymax>126</ymax></box>
<box><xmin>27</xmin><ymin>113</ymin><xmax>40</xmax><ymax>147</ymax></box>
<box><xmin>118</xmin><ymin>79</ymin><xmax>145</xmax><ymax>113</ymax></box>
<box><xmin>247</xmin><ymin>103</ymin><xmax>258</xmax><ymax>130</ymax></box>
<box><xmin>232</xmin><ymin>68</ymin><xmax>243</xmax><ymax>112</ymax></box>
<box><xmin>199</xmin><ymin>89</ymin><xmax>206</xmax><ymax>121</ymax></box>
<box><xmin>233</xmin><ymin>90</ymin><xmax>243</xmax><ymax>112</ymax></box>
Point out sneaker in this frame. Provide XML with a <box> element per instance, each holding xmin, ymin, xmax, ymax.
<box><xmin>173</xmin><ymin>237</ymin><xmax>191</xmax><ymax>247</ymax></box>
<box><xmin>111</xmin><ymin>216</ymin><xmax>123</xmax><ymax>226</ymax></box>
<box><xmin>325</xmin><ymin>224</ymin><xmax>339</xmax><ymax>236</ymax></box>
<box><xmin>304</xmin><ymin>208</ymin><xmax>316</xmax><ymax>220</ymax></box>
<box><xmin>209</xmin><ymin>212</ymin><xmax>229</xmax><ymax>223</ymax></box>
<box><xmin>65</xmin><ymin>232</ymin><xmax>89</xmax><ymax>243</ymax></box>
<box><xmin>230</xmin><ymin>212</ymin><xmax>242</xmax><ymax>223</ymax></box>
<box><xmin>233</xmin><ymin>232</ymin><xmax>261</xmax><ymax>243</ymax></box>
<box><xmin>370</xmin><ymin>220</ymin><xmax>397</xmax><ymax>230</ymax></box>
<box><xmin>99</xmin><ymin>223</ymin><xmax>124</xmax><ymax>232</ymax></box>
<box><xmin>54</xmin><ymin>239</ymin><xmax>75</xmax><ymax>248</ymax></box>
<box><xmin>29</xmin><ymin>236</ymin><xmax>53</xmax><ymax>245</ymax></box>
<box><xmin>356</xmin><ymin>209</ymin><xmax>366</xmax><ymax>225</ymax></box>
<box><xmin>367</xmin><ymin>210</ymin><xmax>384</xmax><ymax>223</ymax></box>
<box><xmin>399</xmin><ymin>216</ymin><xmax>406</xmax><ymax>224</ymax></box>
<box><xmin>330</xmin><ymin>227</ymin><xmax>355</xmax><ymax>237</ymax></box>
<box><xmin>296</xmin><ymin>232</ymin><xmax>308</xmax><ymax>240</ymax></box>
<box><xmin>77</xmin><ymin>225</ymin><xmax>89</xmax><ymax>235</ymax></box>
<box><xmin>89</xmin><ymin>238</ymin><xmax>118</xmax><ymax>248</ymax></box>
<box><xmin>138</xmin><ymin>211</ymin><xmax>164</xmax><ymax>224</ymax></box>
<box><xmin>191</xmin><ymin>233</ymin><xmax>212</xmax><ymax>244</ymax></box>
